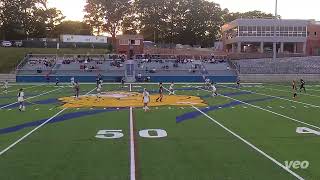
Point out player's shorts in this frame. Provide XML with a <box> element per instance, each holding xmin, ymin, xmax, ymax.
<box><xmin>18</xmin><ymin>97</ymin><xmax>24</xmax><ymax>102</ymax></box>
<box><xmin>212</xmin><ymin>88</ymin><xmax>216</xmax><ymax>92</ymax></box>
<box><xmin>143</xmin><ymin>98</ymin><xmax>149</xmax><ymax>103</ymax></box>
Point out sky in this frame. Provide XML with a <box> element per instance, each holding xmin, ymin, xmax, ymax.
<box><xmin>47</xmin><ymin>0</ymin><xmax>320</xmax><ymax>21</ymax></box>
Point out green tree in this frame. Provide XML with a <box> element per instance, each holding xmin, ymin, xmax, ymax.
<box><xmin>51</xmin><ymin>21</ymin><xmax>93</xmax><ymax>37</ymax></box>
<box><xmin>0</xmin><ymin>0</ymin><xmax>64</xmax><ymax>39</ymax></box>
<box><xmin>84</xmin><ymin>0</ymin><xmax>105</xmax><ymax>35</ymax></box>
<box><xmin>84</xmin><ymin>0</ymin><xmax>133</xmax><ymax>46</ymax></box>
<box><xmin>222</xmin><ymin>10</ymin><xmax>274</xmax><ymax>23</ymax></box>
<box><xmin>135</xmin><ymin>0</ymin><xmax>225</xmax><ymax>47</ymax></box>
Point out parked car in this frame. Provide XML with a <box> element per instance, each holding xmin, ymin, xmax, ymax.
<box><xmin>1</xmin><ymin>41</ymin><xmax>12</xmax><ymax>47</ymax></box>
<box><xmin>13</xmin><ymin>40</ymin><xmax>23</xmax><ymax>47</ymax></box>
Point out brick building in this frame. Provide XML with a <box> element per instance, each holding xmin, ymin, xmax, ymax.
<box><xmin>307</xmin><ymin>21</ymin><xmax>320</xmax><ymax>56</ymax></box>
<box><xmin>116</xmin><ymin>35</ymin><xmax>144</xmax><ymax>59</ymax></box>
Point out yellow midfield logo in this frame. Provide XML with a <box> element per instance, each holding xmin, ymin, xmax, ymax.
<box><xmin>59</xmin><ymin>91</ymin><xmax>207</xmax><ymax>108</ymax></box>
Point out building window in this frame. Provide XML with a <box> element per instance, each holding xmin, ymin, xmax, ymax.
<box><xmin>315</xmin><ymin>32</ymin><xmax>317</xmax><ymax>36</ymax></box>
<box><xmin>119</xmin><ymin>39</ymin><xmax>129</xmax><ymax>45</ymax></box>
<box><xmin>130</xmin><ymin>40</ymin><xmax>140</xmax><ymax>45</ymax></box>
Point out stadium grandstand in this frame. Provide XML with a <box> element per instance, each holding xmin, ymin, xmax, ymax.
<box><xmin>15</xmin><ymin>53</ymin><xmax>237</xmax><ymax>82</ymax></box>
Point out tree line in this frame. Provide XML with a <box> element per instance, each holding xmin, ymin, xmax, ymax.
<box><xmin>0</xmin><ymin>0</ymin><xmax>273</xmax><ymax>47</ymax></box>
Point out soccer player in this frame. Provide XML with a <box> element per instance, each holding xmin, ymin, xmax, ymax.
<box><xmin>97</xmin><ymin>83</ymin><xmax>102</xmax><ymax>98</ymax></box>
<box><xmin>236</xmin><ymin>79</ymin><xmax>241</xmax><ymax>88</ymax></box>
<box><xmin>142</xmin><ymin>88</ymin><xmax>150</xmax><ymax>112</ymax></box>
<box><xmin>3</xmin><ymin>80</ymin><xmax>8</xmax><ymax>94</ymax></box>
<box><xmin>74</xmin><ymin>82</ymin><xmax>80</xmax><ymax>99</ymax></box>
<box><xmin>169</xmin><ymin>82</ymin><xmax>175</xmax><ymax>95</ymax></box>
<box><xmin>17</xmin><ymin>88</ymin><xmax>25</xmax><ymax>111</ymax></box>
<box><xmin>299</xmin><ymin>79</ymin><xmax>306</xmax><ymax>93</ymax></box>
<box><xmin>292</xmin><ymin>80</ymin><xmax>297</xmax><ymax>91</ymax></box>
<box><xmin>55</xmin><ymin>77</ymin><xmax>60</xmax><ymax>86</ymax></box>
<box><xmin>121</xmin><ymin>77</ymin><xmax>125</xmax><ymax>88</ymax></box>
<box><xmin>292</xmin><ymin>80</ymin><xmax>298</xmax><ymax>98</ymax></box>
<box><xmin>211</xmin><ymin>82</ymin><xmax>218</xmax><ymax>97</ymax></box>
<box><xmin>205</xmin><ymin>78</ymin><xmax>211</xmax><ymax>89</ymax></box>
<box><xmin>71</xmin><ymin>77</ymin><xmax>75</xmax><ymax>86</ymax></box>
<box><xmin>156</xmin><ymin>82</ymin><xmax>164</xmax><ymax>102</ymax></box>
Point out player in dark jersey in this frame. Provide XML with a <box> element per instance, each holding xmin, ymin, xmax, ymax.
<box><xmin>236</xmin><ymin>79</ymin><xmax>241</xmax><ymax>88</ymax></box>
<box><xmin>55</xmin><ymin>78</ymin><xmax>59</xmax><ymax>86</ymax></box>
<box><xmin>74</xmin><ymin>82</ymin><xmax>80</xmax><ymax>98</ymax></box>
<box><xmin>121</xmin><ymin>77</ymin><xmax>125</xmax><ymax>88</ymax></box>
<box><xmin>156</xmin><ymin>82</ymin><xmax>164</xmax><ymax>102</ymax></box>
<box><xmin>299</xmin><ymin>79</ymin><xmax>306</xmax><ymax>93</ymax></box>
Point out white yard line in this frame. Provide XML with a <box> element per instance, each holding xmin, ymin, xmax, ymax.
<box><xmin>129</xmin><ymin>84</ymin><xmax>136</xmax><ymax>180</ymax></box>
<box><xmin>192</xmin><ymin>105</ymin><xmax>304</xmax><ymax>180</ymax></box>
<box><xmin>195</xmin><ymin>87</ymin><xmax>320</xmax><ymax>130</ymax></box>
<box><xmin>129</xmin><ymin>107</ymin><xmax>136</xmax><ymax>180</ymax></box>
<box><xmin>0</xmin><ymin>87</ymin><xmax>65</xmax><ymax>109</ymax></box>
<box><xmin>220</xmin><ymin>85</ymin><xmax>320</xmax><ymax>108</ymax></box>
<box><xmin>0</xmin><ymin>87</ymin><xmax>96</xmax><ymax>156</ymax></box>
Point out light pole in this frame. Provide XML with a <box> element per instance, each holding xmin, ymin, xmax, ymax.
<box><xmin>273</xmin><ymin>0</ymin><xmax>278</xmax><ymax>61</ymax></box>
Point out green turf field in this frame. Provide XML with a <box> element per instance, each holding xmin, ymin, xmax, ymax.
<box><xmin>0</xmin><ymin>82</ymin><xmax>319</xmax><ymax>180</ymax></box>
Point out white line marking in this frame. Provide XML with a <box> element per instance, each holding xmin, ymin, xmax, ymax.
<box><xmin>129</xmin><ymin>107</ymin><xmax>136</xmax><ymax>180</ymax></box>
<box><xmin>220</xmin><ymin>85</ymin><xmax>320</xmax><ymax>108</ymax></box>
<box><xmin>280</xmin><ymin>106</ymin><xmax>285</xmax><ymax>109</ymax></box>
<box><xmin>191</xmin><ymin>105</ymin><xmax>304</xmax><ymax>180</ymax></box>
<box><xmin>129</xmin><ymin>82</ymin><xmax>136</xmax><ymax>180</ymax></box>
<box><xmin>0</xmin><ymin>87</ymin><xmax>96</xmax><ymax>156</ymax></box>
<box><xmin>266</xmin><ymin>84</ymin><xmax>320</xmax><ymax>93</ymax></box>
<box><xmin>267</xmin><ymin>106</ymin><xmax>273</xmax><ymax>109</ymax></box>
<box><xmin>195</xmin><ymin>87</ymin><xmax>320</xmax><ymax>130</ymax></box>
<box><xmin>0</xmin><ymin>84</ymin><xmax>45</xmax><ymax>95</ymax></box>
<box><xmin>258</xmin><ymin>86</ymin><xmax>320</xmax><ymax>98</ymax></box>
<box><xmin>0</xmin><ymin>87</ymin><xmax>64</xmax><ymax>110</ymax></box>
<box><xmin>307</xmin><ymin>88</ymin><xmax>320</xmax><ymax>92</ymax></box>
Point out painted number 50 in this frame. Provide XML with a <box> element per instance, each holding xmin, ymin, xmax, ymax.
<box><xmin>95</xmin><ymin>129</ymin><xmax>167</xmax><ymax>139</ymax></box>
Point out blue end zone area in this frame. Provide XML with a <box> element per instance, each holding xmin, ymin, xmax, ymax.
<box><xmin>16</xmin><ymin>75</ymin><xmax>237</xmax><ymax>83</ymax></box>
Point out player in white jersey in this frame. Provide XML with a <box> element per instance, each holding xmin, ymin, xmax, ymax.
<box><xmin>97</xmin><ymin>83</ymin><xmax>102</xmax><ymax>98</ymax></box>
<box><xmin>211</xmin><ymin>82</ymin><xmax>217</xmax><ymax>97</ymax></box>
<box><xmin>169</xmin><ymin>82</ymin><xmax>175</xmax><ymax>95</ymax></box>
<box><xmin>70</xmin><ymin>77</ymin><xmax>75</xmax><ymax>87</ymax></box>
<box><xmin>142</xmin><ymin>88</ymin><xmax>150</xmax><ymax>112</ymax></box>
<box><xmin>3</xmin><ymin>80</ymin><xmax>8</xmax><ymax>94</ymax></box>
<box><xmin>17</xmin><ymin>88</ymin><xmax>25</xmax><ymax>111</ymax></box>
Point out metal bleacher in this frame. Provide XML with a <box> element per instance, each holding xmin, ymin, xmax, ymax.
<box><xmin>16</xmin><ymin>54</ymin><xmax>237</xmax><ymax>82</ymax></box>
